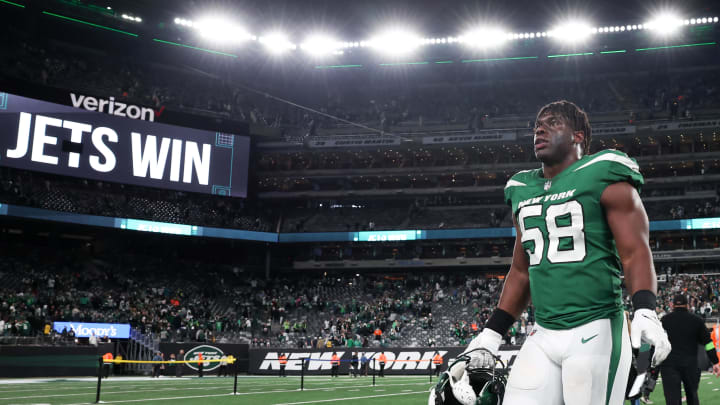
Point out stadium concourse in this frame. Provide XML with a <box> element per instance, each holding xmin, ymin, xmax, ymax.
<box><xmin>2</xmin><ymin>0</ymin><xmax>720</xmax><ymax>404</ymax></box>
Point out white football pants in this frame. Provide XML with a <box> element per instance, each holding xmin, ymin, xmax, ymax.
<box><xmin>504</xmin><ymin>313</ymin><xmax>631</xmax><ymax>405</ymax></box>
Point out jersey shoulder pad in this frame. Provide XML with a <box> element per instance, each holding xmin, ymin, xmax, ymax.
<box><xmin>504</xmin><ymin>169</ymin><xmax>538</xmax><ymax>205</ymax></box>
<box><xmin>572</xmin><ymin>149</ymin><xmax>644</xmax><ymax>190</ymax></box>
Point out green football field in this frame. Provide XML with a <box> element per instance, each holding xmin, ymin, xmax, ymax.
<box><xmin>0</xmin><ymin>373</ymin><xmax>718</xmax><ymax>404</ymax></box>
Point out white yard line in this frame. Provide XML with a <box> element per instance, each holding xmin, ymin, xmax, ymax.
<box><xmin>0</xmin><ymin>375</ymin><xmax>426</xmax><ymax>387</ymax></box>
<box><xmin>16</xmin><ymin>381</ymin><xmax>433</xmax><ymax>404</ymax></box>
<box><xmin>0</xmin><ymin>377</ymin><xmax>434</xmax><ymax>405</ymax></box>
<box><xmin>0</xmin><ymin>381</ymin><xmax>234</xmax><ymax>393</ymax></box>
<box><xmin>0</xmin><ymin>385</ymin><xmax>233</xmax><ymax>400</ymax></box>
<box><xmin>273</xmin><ymin>390</ymin><xmax>427</xmax><ymax>404</ymax></box>
<box><xmin>1</xmin><ymin>379</ymin><xmax>428</xmax><ymax>400</ymax></box>
<box><xmin>64</xmin><ymin>392</ymin><xmax>235</xmax><ymax>404</ymax></box>
<box><xmin>3</xmin><ymin>381</ymin><xmax>431</xmax><ymax>401</ymax></box>
<box><xmin>0</xmin><ymin>378</ymin><xmax>352</xmax><ymax>393</ymax></box>
<box><xmin>62</xmin><ymin>386</ymin><xmax>428</xmax><ymax>405</ymax></box>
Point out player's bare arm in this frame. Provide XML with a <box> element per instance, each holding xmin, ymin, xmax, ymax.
<box><xmin>497</xmin><ymin>217</ymin><xmax>531</xmax><ymax>319</ymax></box>
<box><xmin>602</xmin><ymin>181</ymin><xmax>671</xmax><ymax>364</ymax></box>
<box><xmin>601</xmin><ymin>181</ymin><xmax>656</xmax><ymax>295</ymax></box>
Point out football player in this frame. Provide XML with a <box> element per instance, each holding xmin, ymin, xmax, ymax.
<box><xmin>456</xmin><ymin>100</ymin><xmax>671</xmax><ymax>405</ymax></box>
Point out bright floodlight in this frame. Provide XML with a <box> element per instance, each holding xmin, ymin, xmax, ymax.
<box><xmin>301</xmin><ymin>34</ymin><xmax>342</xmax><ymax>56</ymax></box>
<box><xmin>259</xmin><ymin>32</ymin><xmax>297</xmax><ymax>54</ymax></box>
<box><xmin>645</xmin><ymin>13</ymin><xmax>684</xmax><ymax>35</ymax></box>
<box><xmin>195</xmin><ymin>18</ymin><xmax>252</xmax><ymax>44</ymax></box>
<box><xmin>369</xmin><ymin>29</ymin><xmax>422</xmax><ymax>55</ymax></box>
<box><xmin>548</xmin><ymin>22</ymin><xmax>594</xmax><ymax>42</ymax></box>
<box><xmin>460</xmin><ymin>28</ymin><xmax>508</xmax><ymax>48</ymax></box>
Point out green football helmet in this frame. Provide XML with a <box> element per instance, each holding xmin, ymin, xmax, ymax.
<box><xmin>428</xmin><ymin>349</ymin><xmax>507</xmax><ymax>405</ymax></box>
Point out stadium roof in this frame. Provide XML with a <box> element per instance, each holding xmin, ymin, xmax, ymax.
<box><xmin>100</xmin><ymin>0</ymin><xmax>720</xmax><ymax>37</ymax></box>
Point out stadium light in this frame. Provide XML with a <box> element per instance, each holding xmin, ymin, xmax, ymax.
<box><xmin>170</xmin><ymin>13</ymin><xmax>720</xmax><ymax>53</ymax></box>
<box><xmin>459</xmin><ymin>28</ymin><xmax>508</xmax><ymax>48</ymax></box>
<box><xmin>645</xmin><ymin>12</ymin><xmax>684</xmax><ymax>36</ymax></box>
<box><xmin>121</xmin><ymin>14</ymin><xmax>142</xmax><ymax>23</ymax></box>
<box><xmin>174</xmin><ymin>17</ymin><xmax>195</xmax><ymax>27</ymax></box>
<box><xmin>301</xmin><ymin>34</ymin><xmax>343</xmax><ymax>56</ymax></box>
<box><xmin>259</xmin><ymin>32</ymin><xmax>297</xmax><ymax>54</ymax></box>
<box><xmin>548</xmin><ymin>21</ymin><xmax>594</xmax><ymax>42</ymax></box>
<box><xmin>195</xmin><ymin>17</ymin><xmax>253</xmax><ymax>44</ymax></box>
<box><xmin>368</xmin><ymin>29</ymin><xmax>422</xmax><ymax>55</ymax></box>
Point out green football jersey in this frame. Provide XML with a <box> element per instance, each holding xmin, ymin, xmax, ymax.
<box><xmin>504</xmin><ymin>149</ymin><xmax>644</xmax><ymax>330</ymax></box>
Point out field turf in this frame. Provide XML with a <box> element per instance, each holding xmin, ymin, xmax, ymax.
<box><xmin>0</xmin><ymin>373</ymin><xmax>718</xmax><ymax>404</ymax></box>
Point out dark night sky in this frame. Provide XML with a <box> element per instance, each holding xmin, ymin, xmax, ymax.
<box><xmin>116</xmin><ymin>0</ymin><xmax>720</xmax><ymax>38</ymax></box>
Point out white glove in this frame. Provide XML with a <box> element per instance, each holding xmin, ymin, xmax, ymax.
<box><xmin>465</xmin><ymin>328</ymin><xmax>503</xmax><ymax>356</ymax></box>
<box><xmin>449</xmin><ymin>329</ymin><xmax>503</xmax><ymax>380</ymax></box>
<box><xmin>631</xmin><ymin>308</ymin><xmax>672</xmax><ymax>367</ymax></box>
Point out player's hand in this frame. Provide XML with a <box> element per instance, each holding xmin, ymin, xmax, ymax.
<box><xmin>448</xmin><ymin>329</ymin><xmax>503</xmax><ymax>380</ymax></box>
<box><xmin>712</xmin><ymin>363</ymin><xmax>720</xmax><ymax>377</ymax></box>
<box><xmin>630</xmin><ymin>308</ymin><xmax>672</xmax><ymax>367</ymax></box>
<box><xmin>465</xmin><ymin>328</ymin><xmax>503</xmax><ymax>356</ymax></box>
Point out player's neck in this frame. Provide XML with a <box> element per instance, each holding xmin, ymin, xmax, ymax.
<box><xmin>541</xmin><ymin>154</ymin><xmax>581</xmax><ymax>179</ymax></box>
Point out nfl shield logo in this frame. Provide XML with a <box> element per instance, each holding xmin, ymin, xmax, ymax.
<box><xmin>544</xmin><ymin>180</ymin><xmax>552</xmax><ymax>191</ymax></box>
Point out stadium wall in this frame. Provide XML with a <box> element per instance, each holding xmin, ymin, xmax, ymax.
<box><xmin>248</xmin><ymin>346</ymin><xmax>520</xmax><ymax>375</ymax></box>
<box><xmin>0</xmin><ymin>344</ymin><xmax>112</xmax><ymax>377</ymax></box>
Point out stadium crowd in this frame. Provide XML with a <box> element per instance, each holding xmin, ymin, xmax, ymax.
<box><xmin>0</xmin><ymin>247</ymin><xmax>540</xmax><ymax>348</ymax></box>
<box><xmin>257</xmin><ymin>132</ymin><xmax>720</xmax><ymax>172</ymax></box>
<box><xmin>656</xmin><ymin>273</ymin><xmax>720</xmax><ymax>317</ymax></box>
<box><xmin>1</xmin><ymin>242</ymin><xmax>718</xmax><ymax>349</ymax></box>
<box><xmin>0</xmin><ymin>252</ymin><xmax>244</xmax><ymax>344</ymax></box>
<box><xmin>279</xmin><ymin>197</ymin><xmax>720</xmax><ymax>233</ymax></box>
<box><xmin>1</xmin><ymin>164</ymin><xmax>718</xmax><ymax>233</ymax></box>
<box><xmin>0</xmin><ymin>167</ymin><xmax>274</xmax><ymax>232</ymax></box>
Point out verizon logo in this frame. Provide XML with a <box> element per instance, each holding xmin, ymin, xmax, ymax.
<box><xmin>70</xmin><ymin>93</ymin><xmax>161</xmax><ymax>122</ymax></box>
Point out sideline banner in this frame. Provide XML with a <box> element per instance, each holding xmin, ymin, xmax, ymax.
<box><xmin>159</xmin><ymin>343</ymin><xmax>249</xmax><ymax>375</ymax></box>
<box><xmin>422</xmin><ymin>131</ymin><xmax>516</xmax><ymax>144</ymax></box>
<box><xmin>651</xmin><ymin>119</ymin><xmax>720</xmax><ymax>132</ymax></box>
<box><xmin>0</xmin><ymin>344</ymin><xmax>112</xmax><ymax>377</ymax></box>
<box><xmin>593</xmin><ymin>125</ymin><xmax>636</xmax><ymax>136</ymax></box>
<box><xmin>52</xmin><ymin>322</ymin><xmax>130</xmax><ymax>339</ymax></box>
<box><xmin>307</xmin><ymin>137</ymin><xmax>401</xmax><ymax>148</ymax></box>
<box><xmin>0</xmin><ymin>92</ymin><xmax>250</xmax><ymax>197</ymax></box>
<box><xmin>248</xmin><ymin>346</ymin><xmax>520</xmax><ymax>375</ymax></box>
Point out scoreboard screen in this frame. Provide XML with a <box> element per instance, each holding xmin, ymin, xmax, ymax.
<box><xmin>0</xmin><ymin>92</ymin><xmax>250</xmax><ymax>197</ymax></box>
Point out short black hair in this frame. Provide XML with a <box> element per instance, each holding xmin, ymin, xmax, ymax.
<box><xmin>536</xmin><ymin>100</ymin><xmax>592</xmax><ymax>155</ymax></box>
<box><xmin>673</xmin><ymin>294</ymin><xmax>688</xmax><ymax>306</ymax></box>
